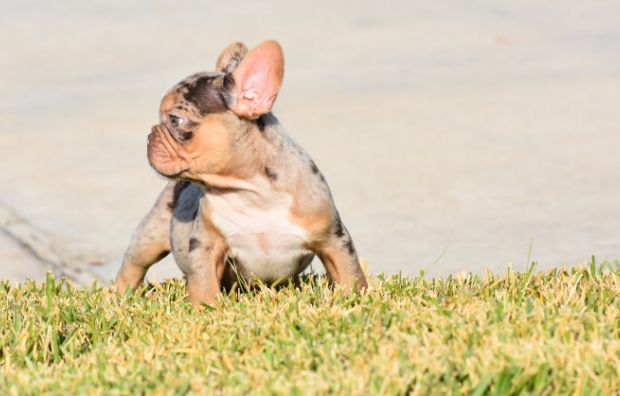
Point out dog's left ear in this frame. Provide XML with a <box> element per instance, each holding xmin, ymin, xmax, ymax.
<box><xmin>216</xmin><ymin>42</ymin><xmax>248</xmax><ymax>73</ymax></box>
<box><xmin>229</xmin><ymin>40</ymin><xmax>284</xmax><ymax>119</ymax></box>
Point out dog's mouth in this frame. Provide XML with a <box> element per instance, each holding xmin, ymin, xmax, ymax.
<box><xmin>149</xmin><ymin>164</ymin><xmax>186</xmax><ymax>179</ymax></box>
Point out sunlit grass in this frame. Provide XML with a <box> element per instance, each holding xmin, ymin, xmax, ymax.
<box><xmin>2</xmin><ymin>258</ymin><xmax>620</xmax><ymax>395</ymax></box>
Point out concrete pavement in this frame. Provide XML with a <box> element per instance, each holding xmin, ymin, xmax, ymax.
<box><xmin>1</xmin><ymin>0</ymin><xmax>619</xmax><ymax>285</ymax></box>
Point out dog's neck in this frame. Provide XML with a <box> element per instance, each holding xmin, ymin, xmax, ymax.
<box><xmin>194</xmin><ymin>112</ymin><xmax>291</xmax><ymax>194</ymax></box>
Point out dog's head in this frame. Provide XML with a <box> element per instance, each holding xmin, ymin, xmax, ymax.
<box><xmin>146</xmin><ymin>41</ymin><xmax>284</xmax><ymax>182</ymax></box>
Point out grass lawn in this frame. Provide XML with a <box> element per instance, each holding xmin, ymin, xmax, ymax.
<box><xmin>1</xmin><ymin>258</ymin><xmax>620</xmax><ymax>395</ymax></box>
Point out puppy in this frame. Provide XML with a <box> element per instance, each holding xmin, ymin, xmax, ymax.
<box><xmin>115</xmin><ymin>41</ymin><xmax>367</xmax><ymax>305</ymax></box>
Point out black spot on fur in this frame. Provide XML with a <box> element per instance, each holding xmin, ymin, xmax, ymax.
<box><xmin>333</xmin><ymin>213</ymin><xmax>345</xmax><ymax>238</ymax></box>
<box><xmin>180</xmin><ymin>130</ymin><xmax>194</xmax><ymax>142</ymax></box>
<box><xmin>173</xmin><ymin>193</ymin><xmax>200</xmax><ymax>223</ymax></box>
<box><xmin>256</xmin><ymin>113</ymin><xmax>278</xmax><ymax>132</ymax></box>
<box><xmin>188</xmin><ymin>238</ymin><xmax>200</xmax><ymax>253</ymax></box>
<box><xmin>173</xmin><ymin>204</ymin><xmax>198</xmax><ymax>223</ymax></box>
<box><xmin>256</xmin><ymin>116</ymin><xmax>266</xmax><ymax>132</ymax></box>
<box><xmin>168</xmin><ymin>181</ymin><xmax>191</xmax><ymax>211</ymax></box>
<box><xmin>265</xmin><ymin>166</ymin><xmax>278</xmax><ymax>182</ymax></box>
<box><xmin>343</xmin><ymin>238</ymin><xmax>356</xmax><ymax>256</ymax></box>
<box><xmin>309</xmin><ymin>160</ymin><xmax>319</xmax><ymax>174</ymax></box>
<box><xmin>221</xmin><ymin>74</ymin><xmax>236</xmax><ymax>107</ymax></box>
<box><xmin>155</xmin><ymin>250</ymin><xmax>170</xmax><ymax>262</ymax></box>
<box><xmin>309</xmin><ymin>159</ymin><xmax>326</xmax><ymax>182</ymax></box>
<box><xmin>181</xmin><ymin>74</ymin><xmax>228</xmax><ymax>116</ymax></box>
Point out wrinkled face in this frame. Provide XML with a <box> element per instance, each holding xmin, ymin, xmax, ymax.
<box><xmin>147</xmin><ymin>73</ymin><xmax>241</xmax><ymax>181</ymax></box>
<box><xmin>146</xmin><ymin>40</ymin><xmax>284</xmax><ymax>184</ymax></box>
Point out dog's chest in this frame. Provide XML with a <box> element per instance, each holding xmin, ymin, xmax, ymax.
<box><xmin>206</xmin><ymin>187</ymin><xmax>311</xmax><ymax>281</ymax></box>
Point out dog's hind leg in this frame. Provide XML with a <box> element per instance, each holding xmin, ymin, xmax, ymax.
<box><xmin>115</xmin><ymin>181</ymin><xmax>186</xmax><ymax>294</ymax></box>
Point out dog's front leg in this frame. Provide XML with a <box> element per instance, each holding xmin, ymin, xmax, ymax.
<box><xmin>315</xmin><ymin>230</ymin><xmax>368</xmax><ymax>291</ymax></box>
<box><xmin>186</xmin><ymin>215</ymin><xmax>229</xmax><ymax>306</ymax></box>
<box><xmin>116</xmin><ymin>182</ymin><xmax>177</xmax><ymax>294</ymax></box>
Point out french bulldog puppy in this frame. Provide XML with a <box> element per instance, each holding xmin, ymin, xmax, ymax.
<box><xmin>115</xmin><ymin>41</ymin><xmax>367</xmax><ymax>305</ymax></box>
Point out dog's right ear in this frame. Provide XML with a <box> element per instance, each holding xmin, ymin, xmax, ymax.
<box><xmin>216</xmin><ymin>42</ymin><xmax>248</xmax><ymax>74</ymax></box>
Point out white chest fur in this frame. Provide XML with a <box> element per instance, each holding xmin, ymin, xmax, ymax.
<box><xmin>206</xmin><ymin>179</ymin><xmax>312</xmax><ymax>283</ymax></box>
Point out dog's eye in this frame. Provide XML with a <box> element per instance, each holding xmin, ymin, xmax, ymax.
<box><xmin>170</xmin><ymin>115</ymin><xmax>184</xmax><ymax>127</ymax></box>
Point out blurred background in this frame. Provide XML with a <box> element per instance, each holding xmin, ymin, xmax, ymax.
<box><xmin>1</xmin><ymin>0</ymin><xmax>619</xmax><ymax>284</ymax></box>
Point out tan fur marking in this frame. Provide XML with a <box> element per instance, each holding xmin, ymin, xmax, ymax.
<box><xmin>290</xmin><ymin>207</ymin><xmax>332</xmax><ymax>243</ymax></box>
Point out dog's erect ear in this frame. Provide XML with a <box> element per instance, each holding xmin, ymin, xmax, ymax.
<box><xmin>229</xmin><ymin>40</ymin><xmax>284</xmax><ymax>119</ymax></box>
<box><xmin>216</xmin><ymin>42</ymin><xmax>248</xmax><ymax>74</ymax></box>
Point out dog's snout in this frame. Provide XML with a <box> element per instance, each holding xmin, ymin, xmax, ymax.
<box><xmin>148</xmin><ymin>124</ymin><xmax>165</xmax><ymax>144</ymax></box>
